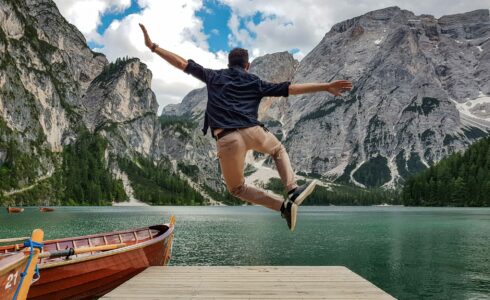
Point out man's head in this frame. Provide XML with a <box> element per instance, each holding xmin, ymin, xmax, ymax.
<box><xmin>228</xmin><ymin>48</ymin><xmax>250</xmax><ymax>70</ymax></box>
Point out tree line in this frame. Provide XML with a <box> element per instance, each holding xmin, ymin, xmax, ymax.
<box><xmin>265</xmin><ymin>178</ymin><xmax>400</xmax><ymax>205</ymax></box>
<box><xmin>118</xmin><ymin>155</ymin><xmax>205</xmax><ymax>205</ymax></box>
<box><xmin>402</xmin><ymin>137</ymin><xmax>490</xmax><ymax>206</ymax></box>
<box><xmin>1</xmin><ymin>132</ymin><xmax>128</xmax><ymax>205</ymax></box>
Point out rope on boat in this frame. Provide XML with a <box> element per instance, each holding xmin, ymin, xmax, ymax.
<box><xmin>0</xmin><ymin>236</ymin><xmax>29</xmax><ymax>243</ymax></box>
<box><xmin>12</xmin><ymin>239</ymin><xmax>43</xmax><ymax>300</ymax></box>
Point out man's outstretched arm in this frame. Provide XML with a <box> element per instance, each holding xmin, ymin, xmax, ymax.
<box><xmin>289</xmin><ymin>81</ymin><xmax>353</xmax><ymax>96</ymax></box>
<box><xmin>139</xmin><ymin>23</ymin><xmax>188</xmax><ymax>71</ymax></box>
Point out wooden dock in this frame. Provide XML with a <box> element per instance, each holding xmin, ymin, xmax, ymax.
<box><xmin>102</xmin><ymin>266</ymin><xmax>396</xmax><ymax>299</ymax></box>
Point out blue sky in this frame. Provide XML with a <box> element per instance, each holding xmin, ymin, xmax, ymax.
<box><xmin>195</xmin><ymin>0</ymin><xmax>232</xmax><ymax>52</ymax></box>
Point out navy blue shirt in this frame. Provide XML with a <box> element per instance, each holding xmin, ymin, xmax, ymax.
<box><xmin>184</xmin><ymin>59</ymin><xmax>291</xmax><ymax>136</ymax></box>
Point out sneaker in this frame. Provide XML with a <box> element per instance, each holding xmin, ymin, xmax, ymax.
<box><xmin>288</xmin><ymin>180</ymin><xmax>318</xmax><ymax>206</ymax></box>
<box><xmin>281</xmin><ymin>200</ymin><xmax>298</xmax><ymax>231</ymax></box>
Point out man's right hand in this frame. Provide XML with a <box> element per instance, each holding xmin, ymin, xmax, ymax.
<box><xmin>139</xmin><ymin>23</ymin><xmax>152</xmax><ymax>49</ymax></box>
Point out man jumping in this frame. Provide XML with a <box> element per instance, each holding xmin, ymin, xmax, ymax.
<box><xmin>139</xmin><ymin>24</ymin><xmax>352</xmax><ymax>231</ymax></box>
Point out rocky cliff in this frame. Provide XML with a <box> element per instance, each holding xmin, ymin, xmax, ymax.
<box><xmin>0</xmin><ymin>0</ymin><xmax>206</xmax><ymax>205</ymax></box>
<box><xmin>166</xmin><ymin>7</ymin><xmax>490</xmax><ymax>189</ymax></box>
<box><xmin>284</xmin><ymin>7</ymin><xmax>490</xmax><ymax>188</ymax></box>
<box><xmin>0</xmin><ymin>0</ymin><xmax>106</xmax><ymax>198</ymax></box>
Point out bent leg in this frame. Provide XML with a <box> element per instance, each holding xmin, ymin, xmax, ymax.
<box><xmin>270</xmin><ymin>144</ymin><xmax>297</xmax><ymax>192</ymax></box>
<box><xmin>217</xmin><ymin>131</ymin><xmax>284</xmax><ymax>211</ymax></box>
<box><xmin>244</xmin><ymin>126</ymin><xmax>297</xmax><ymax>192</ymax></box>
<box><xmin>228</xmin><ymin>183</ymin><xmax>284</xmax><ymax>211</ymax></box>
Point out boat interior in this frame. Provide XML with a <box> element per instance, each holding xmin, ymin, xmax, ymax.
<box><xmin>0</xmin><ymin>225</ymin><xmax>169</xmax><ymax>264</ymax></box>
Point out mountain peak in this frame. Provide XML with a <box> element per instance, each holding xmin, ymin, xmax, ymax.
<box><xmin>329</xmin><ymin>6</ymin><xmax>413</xmax><ymax>35</ymax></box>
<box><xmin>250</xmin><ymin>51</ymin><xmax>298</xmax><ymax>83</ymax></box>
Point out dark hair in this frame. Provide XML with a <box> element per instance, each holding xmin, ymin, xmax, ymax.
<box><xmin>228</xmin><ymin>48</ymin><xmax>249</xmax><ymax>68</ymax></box>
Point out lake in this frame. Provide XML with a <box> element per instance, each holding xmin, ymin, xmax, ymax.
<box><xmin>1</xmin><ymin>206</ymin><xmax>489</xmax><ymax>299</ymax></box>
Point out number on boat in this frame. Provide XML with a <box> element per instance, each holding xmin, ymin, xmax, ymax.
<box><xmin>5</xmin><ymin>271</ymin><xmax>18</xmax><ymax>290</ymax></box>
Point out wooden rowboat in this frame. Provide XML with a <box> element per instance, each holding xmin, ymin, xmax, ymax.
<box><xmin>0</xmin><ymin>252</ymin><xmax>29</xmax><ymax>299</ymax></box>
<box><xmin>1</xmin><ymin>229</ymin><xmax>44</xmax><ymax>300</ymax></box>
<box><xmin>38</xmin><ymin>208</ymin><xmax>54</xmax><ymax>213</ymax></box>
<box><xmin>6</xmin><ymin>207</ymin><xmax>24</xmax><ymax>213</ymax></box>
<box><xmin>0</xmin><ymin>218</ymin><xmax>175</xmax><ymax>300</ymax></box>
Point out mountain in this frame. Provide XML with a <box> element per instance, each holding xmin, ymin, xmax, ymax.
<box><xmin>284</xmin><ymin>7</ymin><xmax>490</xmax><ymax>188</ymax></box>
<box><xmin>165</xmin><ymin>7</ymin><xmax>490</xmax><ymax>190</ymax></box>
<box><xmin>0</xmin><ymin>0</ymin><xmax>206</xmax><ymax>205</ymax></box>
<box><xmin>402</xmin><ymin>136</ymin><xmax>490</xmax><ymax>206</ymax></box>
<box><xmin>1</xmin><ymin>1</ymin><xmax>489</xmax><ymax>205</ymax></box>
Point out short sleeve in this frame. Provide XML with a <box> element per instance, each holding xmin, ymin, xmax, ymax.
<box><xmin>183</xmin><ymin>59</ymin><xmax>215</xmax><ymax>84</ymax></box>
<box><xmin>259</xmin><ymin>80</ymin><xmax>291</xmax><ymax>97</ymax></box>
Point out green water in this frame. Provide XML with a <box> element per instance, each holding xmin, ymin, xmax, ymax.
<box><xmin>1</xmin><ymin>206</ymin><xmax>489</xmax><ymax>299</ymax></box>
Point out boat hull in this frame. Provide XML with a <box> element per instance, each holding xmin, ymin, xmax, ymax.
<box><xmin>6</xmin><ymin>207</ymin><xmax>24</xmax><ymax>213</ymax></box>
<box><xmin>39</xmin><ymin>208</ymin><xmax>54</xmax><ymax>212</ymax></box>
<box><xmin>0</xmin><ymin>253</ymin><xmax>29</xmax><ymax>300</ymax></box>
<box><xmin>28</xmin><ymin>236</ymin><xmax>170</xmax><ymax>300</ymax></box>
<box><xmin>0</xmin><ymin>223</ymin><xmax>174</xmax><ymax>300</ymax></box>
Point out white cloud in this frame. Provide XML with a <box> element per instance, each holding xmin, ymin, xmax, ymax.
<box><xmin>54</xmin><ymin>0</ymin><xmax>131</xmax><ymax>42</ymax></box>
<box><xmin>221</xmin><ymin>0</ymin><xmax>490</xmax><ymax>59</ymax></box>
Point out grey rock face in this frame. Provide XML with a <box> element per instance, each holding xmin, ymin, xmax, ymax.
<box><xmin>80</xmin><ymin>56</ymin><xmax>223</xmax><ymax>191</ymax></box>
<box><xmin>0</xmin><ymin>0</ymin><xmax>107</xmax><ymax>187</ymax></box>
<box><xmin>83</xmin><ymin>59</ymin><xmax>158</xmax><ymax>132</ymax></box>
<box><xmin>152</xmin><ymin>123</ymin><xmax>222</xmax><ymax>190</ymax></box>
<box><xmin>284</xmin><ymin>7</ymin><xmax>490</xmax><ymax>187</ymax></box>
<box><xmin>24</xmin><ymin>0</ymin><xmax>107</xmax><ymax>94</ymax></box>
<box><xmin>162</xmin><ymin>87</ymin><xmax>207</xmax><ymax>118</ymax></box>
<box><xmin>251</xmin><ymin>51</ymin><xmax>298</xmax><ymax>123</ymax></box>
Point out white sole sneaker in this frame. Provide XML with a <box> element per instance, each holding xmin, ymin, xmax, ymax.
<box><xmin>291</xmin><ymin>179</ymin><xmax>318</xmax><ymax>206</ymax></box>
<box><xmin>290</xmin><ymin>202</ymin><xmax>298</xmax><ymax>231</ymax></box>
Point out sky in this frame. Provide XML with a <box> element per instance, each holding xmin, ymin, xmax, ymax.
<box><xmin>52</xmin><ymin>0</ymin><xmax>490</xmax><ymax>112</ymax></box>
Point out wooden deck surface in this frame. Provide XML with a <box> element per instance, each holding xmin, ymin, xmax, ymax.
<box><xmin>102</xmin><ymin>266</ymin><xmax>396</xmax><ymax>299</ymax></box>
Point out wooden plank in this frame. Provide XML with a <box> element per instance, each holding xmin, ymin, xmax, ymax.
<box><xmin>142</xmin><ymin>266</ymin><xmax>352</xmax><ymax>272</ymax></box>
<box><xmin>129</xmin><ymin>277</ymin><xmax>364</xmax><ymax>282</ymax></box>
<box><xmin>102</xmin><ymin>266</ymin><xmax>396</xmax><ymax>300</ymax></box>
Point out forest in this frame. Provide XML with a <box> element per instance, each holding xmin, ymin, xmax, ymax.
<box><xmin>1</xmin><ymin>132</ymin><xmax>127</xmax><ymax>205</ymax></box>
<box><xmin>61</xmin><ymin>132</ymin><xmax>128</xmax><ymax>205</ymax></box>
<box><xmin>402</xmin><ymin>137</ymin><xmax>490</xmax><ymax>206</ymax></box>
<box><xmin>118</xmin><ymin>155</ymin><xmax>205</xmax><ymax>205</ymax></box>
